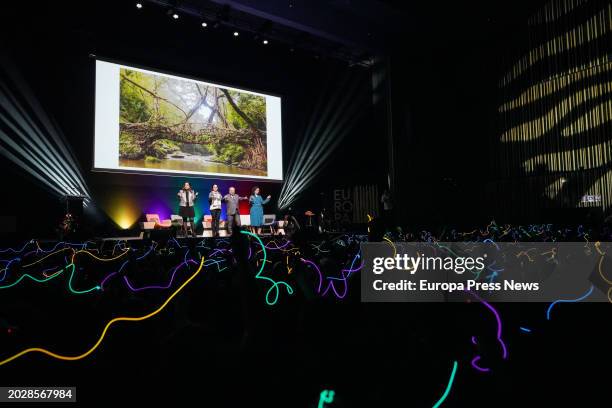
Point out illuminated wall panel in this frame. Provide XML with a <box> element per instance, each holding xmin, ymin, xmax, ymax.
<box><xmin>493</xmin><ymin>0</ymin><xmax>612</xmax><ymax>217</ymax></box>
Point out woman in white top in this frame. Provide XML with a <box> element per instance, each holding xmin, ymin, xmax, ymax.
<box><xmin>178</xmin><ymin>182</ymin><xmax>198</xmax><ymax>236</ymax></box>
<box><xmin>208</xmin><ymin>184</ymin><xmax>223</xmax><ymax>237</ymax></box>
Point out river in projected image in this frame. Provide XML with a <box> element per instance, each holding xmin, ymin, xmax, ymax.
<box><xmin>120</xmin><ymin>153</ymin><xmax>267</xmax><ymax>176</ymax></box>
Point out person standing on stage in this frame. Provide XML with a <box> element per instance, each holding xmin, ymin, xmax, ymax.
<box><xmin>249</xmin><ymin>186</ymin><xmax>271</xmax><ymax>235</ymax></box>
<box><xmin>178</xmin><ymin>182</ymin><xmax>198</xmax><ymax>236</ymax></box>
<box><xmin>208</xmin><ymin>184</ymin><xmax>222</xmax><ymax>237</ymax></box>
<box><xmin>223</xmin><ymin>186</ymin><xmax>247</xmax><ymax>235</ymax></box>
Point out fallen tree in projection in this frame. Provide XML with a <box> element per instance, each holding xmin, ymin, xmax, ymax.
<box><xmin>118</xmin><ymin>69</ymin><xmax>268</xmax><ymax>171</ymax></box>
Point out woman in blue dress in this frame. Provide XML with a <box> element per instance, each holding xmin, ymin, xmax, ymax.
<box><xmin>249</xmin><ymin>186</ymin><xmax>271</xmax><ymax>234</ymax></box>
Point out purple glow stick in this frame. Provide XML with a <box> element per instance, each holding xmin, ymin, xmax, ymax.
<box><xmin>100</xmin><ymin>272</ymin><xmax>118</xmax><ymax>290</ymax></box>
<box><xmin>471</xmin><ymin>356</ymin><xmax>491</xmax><ymax>372</ymax></box>
<box><xmin>123</xmin><ymin>259</ymin><xmax>197</xmax><ymax>291</ymax></box>
<box><xmin>300</xmin><ymin>258</ymin><xmax>323</xmax><ymax>293</ymax></box>
<box><xmin>99</xmin><ymin>260</ymin><xmax>129</xmax><ymax>290</ymax></box>
<box><xmin>320</xmin><ymin>272</ymin><xmax>349</xmax><ymax>299</ymax></box>
<box><xmin>265</xmin><ymin>240</ymin><xmax>291</xmax><ymax>250</ymax></box>
<box><xmin>467</xmin><ymin>291</ymin><xmax>508</xmax><ymax>359</ymax></box>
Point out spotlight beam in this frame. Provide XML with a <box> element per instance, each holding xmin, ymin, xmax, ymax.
<box><xmin>0</xmin><ymin>64</ymin><xmax>90</xmax><ymax>192</ymax></box>
<box><xmin>281</xmin><ymin>92</ymin><xmax>353</xmax><ymax>204</ymax></box>
<box><xmin>0</xmin><ymin>105</ymin><xmax>82</xmax><ymax>195</ymax></box>
<box><xmin>280</xmin><ymin>103</ymin><xmax>362</xmax><ymax>209</ymax></box>
<box><xmin>283</xmin><ymin>74</ymin><xmax>354</xmax><ymax>193</ymax></box>
<box><xmin>0</xmin><ymin>108</ymin><xmax>81</xmax><ymax>196</ymax></box>
<box><xmin>280</xmin><ymin>115</ymin><xmax>361</xmax><ymax>208</ymax></box>
<box><xmin>0</xmin><ymin>131</ymin><xmax>91</xmax><ymax>203</ymax></box>
<box><xmin>0</xmin><ymin>67</ymin><xmax>91</xmax><ymax>196</ymax></box>
<box><xmin>285</xmin><ymin>73</ymin><xmax>361</xmax><ymax>178</ymax></box>
<box><xmin>298</xmin><ymin>82</ymin><xmax>362</xmax><ymax>163</ymax></box>
<box><xmin>0</xmin><ymin>143</ymin><xmax>67</xmax><ymax>197</ymax></box>
<box><xmin>0</xmin><ymin>129</ymin><xmax>79</xmax><ymax>196</ymax></box>
<box><xmin>0</xmin><ymin>58</ymin><xmax>93</xmax><ymax>212</ymax></box>
<box><xmin>282</xmin><ymin>75</ymin><xmax>351</xmax><ymax>190</ymax></box>
<box><xmin>279</xmin><ymin>73</ymin><xmax>365</xmax><ymax>209</ymax></box>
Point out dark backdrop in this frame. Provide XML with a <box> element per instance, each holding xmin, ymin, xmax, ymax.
<box><xmin>386</xmin><ymin>0</ymin><xmax>611</xmax><ymax>229</ymax></box>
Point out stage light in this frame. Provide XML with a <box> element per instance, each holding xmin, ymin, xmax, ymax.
<box><xmin>263</xmin><ymin>39</ymin><xmax>269</xmax><ymax>45</ymax></box>
<box><xmin>100</xmin><ymin>192</ymin><xmax>140</xmax><ymax>230</ymax></box>
<box><xmin>0</xmin><ymin>60</ymin><xmax>93</xmax><ymax>211</ymax></box>
<box><xmin>172</xmin><ymin>13</ymin><xmax>179</xmax><ymax>19</ymax></box>
<box><xmin>278</xmin><ymin>73</ymin><xmax>367</xmax><ymax>210</ymax></box>
<box><xmin>233</xmin><ymin>31</ymin><xmax>239</xmax><ymax>36</ymax></box>
<box><xmin>201</xmin><ymin>22</ymin><xmax>207</xmax><ymax>27</ymax></box>
<box><xmin>136</xmin><ymin>2</ymin><xmax>143</xmax><ymax>9</ymax></box>
<box><xmin>116</xmin><ymin>216</ymin><xmax>137</xmax><ymax>230</ymax></box>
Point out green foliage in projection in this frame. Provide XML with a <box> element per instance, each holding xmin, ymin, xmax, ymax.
<box><xmin>119</xmin><ymin>132</ymin><xmax>143</xmax><ymax>159</ymax></box>
<box><xmin>181</xmin><ymin>143</ymin><xmax>212</xmax><ymax>156</ymax></box>
<box><xmin>207</xmin><ymin>143</ymin><xmax>245</xmax><ymax>164</ymax></box>
<box><xmin>147</xmin><ymin>139</ymin><xmax>181</xmax><ymax>159</ymax></box>
<box><xmin>145</xmin><ymin>155</ymin><xmax>161</xmax><ymax>163</ymax></box>
<box><xmin>120</xmin><ymin>69</ymin><xmax>153</xmax><ymax>123</ymax></box>
<box><xmin>217</xmin><ymin>144</ymin><xmax>245</xmax><ymax>164</ymax></box>
<box><xmin>118</xmin><ymin>67</ymin><xmax>268</xmax><ymax>172</ymax></box>
<box><xmin>119</xmin><ymin>68</ymin><xmax>184</xmax><ymax>126</ymax></box>
<box><xmin>225</xmin><ymin>91</ymin><xmax>266</xmax><ymax>130</ymax></box>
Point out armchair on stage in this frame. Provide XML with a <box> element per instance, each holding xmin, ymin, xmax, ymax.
<box><xmin>200</xmin><ymin>215</ymin><xmax>244</xmax><ymax>237</ymax></box>
<box><xmin>140</xmin><ymin>213</ymin><xmax>284</xmax><ymax>237</ymax></box>
<box><xmin>170</xmin><ymin>214</ymin><xmax>196</xmax><ymax>237</ymax></box>
<box><xmin>275</xmin><ymin>220</ymin><xmax>286</xmax><ymax>235</ymax></box>
<box><xmin>141</xmin><ymin>214</ymin><xmax>172</xmax><ymax>230</ymax></box>
<box><xmin>170</xmin><ymin>215</ymin><xmax>184</xmax><ymax>226</ymax></box>
<box><xmin>199</xmin><ymin>214</ymin><xmax>279</xmax><ymax>236</ymax></box>
<box><xmin>140</xmin><ymin>214</ymin><xmax>194</xmax><ymax>237</ymax></box>
<box><xmin>202</xmin><ymin>215</ymin><xmax>227</xmax><ymax>237</ymax></box>
<box><xmin>262</xmin><ymin>214</ymin><xmax>276</xmax><ymax>235</ymax></box>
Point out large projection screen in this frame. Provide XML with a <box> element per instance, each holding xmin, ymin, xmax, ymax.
<box><xmin>94</xmin><ymin>59</ymin><xmax>282</xmax><ymax>181</ymax></box>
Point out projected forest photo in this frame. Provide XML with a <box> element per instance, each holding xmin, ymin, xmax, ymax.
<box><xmin>118</xmin><ymin>68</ymin><xmax>268</xmax><ymax>176</ymax></box>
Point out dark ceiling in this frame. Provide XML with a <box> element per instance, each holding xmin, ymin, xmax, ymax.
<box><xmin>1</xmin><ymin>0</ymin><xmax>552</xmax><ymax>66</ymax></box>
<box><xmin>142</xmin><ymin>0</ymin><xmax>551</xmax><ymax>65</ymax></box>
